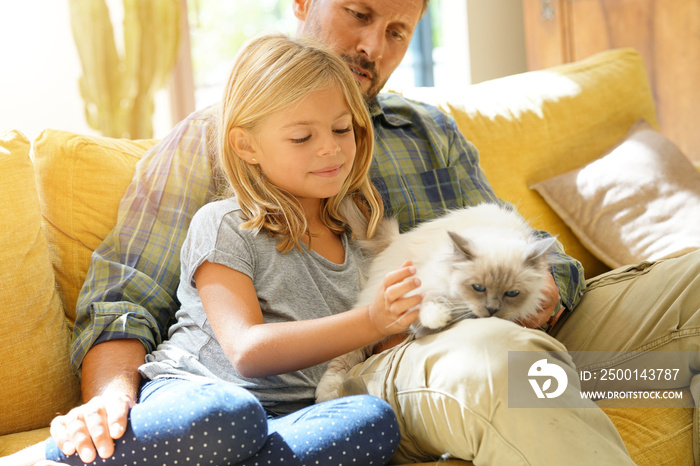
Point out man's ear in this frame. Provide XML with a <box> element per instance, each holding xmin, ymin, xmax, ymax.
<box><xmin>228</xmin><ymin>127</ymin><xmax>259</xmax><ymax>164</ymax></box>
<box><xmin>293</xmin><ymin>0</ymin><xmax>311</xmax><ymax>22</ymax></box>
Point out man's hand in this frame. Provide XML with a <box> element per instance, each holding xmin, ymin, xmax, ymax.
<box><xmin>43</xmin><ymin>339</ymin><xmax>146</xmax><ymax>463</ymax></box>
<box><xmin>47</xmin><ymin>393</ymin><xmax>134</xmax><ymax>463</ymax></box>
<box><xmin>520</xmin><ymin>272</ymin><xmax>560</xmax><ymax>329</ymax></box>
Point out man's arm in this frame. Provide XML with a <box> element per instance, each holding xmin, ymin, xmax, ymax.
<box><xmin>56</xmin><ymin>106</ymin><xmax>220</xmax><ymax>462</ymax></box>
<box><xmin>48</xmin><ymin>340</ymin><xmax>145</xmax><ymax>464</ymax></box>
<box><xmin>540</xmin><ymin>229</ymin><xmax>586</xmax><ymax>317</ymax></box>
<box><xmin>81</xmin><ymin>340</ymin><xmax>145</xmax><ymax>402</ymax></box>
<box><xmin>70</xmin><ymin>107</ymin><xmax>220</xmax><ymax>374</ymax></box>
<box><xmin>71</xmin><ymin>106</ymin><xmax>222</xmax><ymax>370</ymax></box>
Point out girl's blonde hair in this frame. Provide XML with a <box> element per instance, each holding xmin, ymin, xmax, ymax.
<box><xmin>218</xmin><ymin>33</ymin><xmax>383</xmax><ymax>253</ymax></box>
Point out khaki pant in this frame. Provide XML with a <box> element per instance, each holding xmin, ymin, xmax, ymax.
<box><xmin>342</xmin><ymin>249</ymin><xmax>700</xmax><ymax>464</ymax></box>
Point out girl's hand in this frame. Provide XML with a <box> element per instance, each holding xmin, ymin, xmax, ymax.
<box><xmin>368</xmin><ymin>260</ymin><xmax>423</xmax><ymax>336</ymax></box>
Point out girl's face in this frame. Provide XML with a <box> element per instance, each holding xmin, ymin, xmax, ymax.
<box><xmin>248</xmin><ymin>86</ymin><xmax>356</xmax><ymax>210</ymax></box>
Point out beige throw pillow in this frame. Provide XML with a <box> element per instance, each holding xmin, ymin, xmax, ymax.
<box><xmin>531</xmin><ymin>120</ymin><xmax>700</xmax><ymax>269</ymax></box>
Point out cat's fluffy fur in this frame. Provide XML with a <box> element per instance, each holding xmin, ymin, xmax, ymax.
<box><xmin>315</xmin><ymin>202</ymin><xmax>557</xmax><ymax>403</ymax></box>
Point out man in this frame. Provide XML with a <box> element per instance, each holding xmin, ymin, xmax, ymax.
<box><xmin>35</xmin><ymin>0</ymin><xmax>700</xmax><ymax>464</ymax></box>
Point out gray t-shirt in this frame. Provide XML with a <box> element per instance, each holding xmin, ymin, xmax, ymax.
<box><xmin>139</xmin><ymin>198</ymin><xmax>362</xmax><ymax>415</ymax></box>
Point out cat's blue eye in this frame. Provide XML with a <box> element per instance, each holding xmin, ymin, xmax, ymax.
<box><xmin>472</xmin><ymin>284</ymin><xmax>485</xmax><ymax>292</ymax></box>
<box><xmin>505</xmin><ymin>290</ymin><xmax>520</xmax><ymax>298</ymax></box>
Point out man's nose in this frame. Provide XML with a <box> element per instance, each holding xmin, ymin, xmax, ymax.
<box><xmin>357</xmin><ymin>25</ymin><xmax>384</xmax><ymax>62</ymax></box>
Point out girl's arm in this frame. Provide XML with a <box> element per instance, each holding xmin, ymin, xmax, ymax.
<box><xmin>195</xmin><ymin>260</ymin><xmax>421</xmax><ymax>379</ymax></box>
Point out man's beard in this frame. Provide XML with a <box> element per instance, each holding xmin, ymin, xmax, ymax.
<box><xmin>341</xmin><ymin>54</ymin><xmax>386</xmax><ymax>102</ymax></box>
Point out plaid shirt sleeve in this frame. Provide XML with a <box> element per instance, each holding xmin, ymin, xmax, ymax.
<box><xmin>70</xmin><ymin>106</ymin><xmax>221</xmax><ymax>373</ymax></box>
<box><xmin>371</xmin><ymin>93</ymin><xmax>585</xmax><ymax>322</ymax></box>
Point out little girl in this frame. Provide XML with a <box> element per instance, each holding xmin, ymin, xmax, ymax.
<box><xmin>27</xmin><ymin>34</ymin><xmax>422</xmax><ymax>465</ymax></box>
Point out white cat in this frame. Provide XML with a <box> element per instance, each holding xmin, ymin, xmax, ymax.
<box><xmin>315</xmin><ymin>202</ymin><xmax>557</xmax><ymax>403</ymax></box>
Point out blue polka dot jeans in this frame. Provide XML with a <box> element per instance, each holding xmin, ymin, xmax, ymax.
<box><xmin>45</xmin><ymin>378</ymin><xmax>401</xmax><ymax>465</ymax></box>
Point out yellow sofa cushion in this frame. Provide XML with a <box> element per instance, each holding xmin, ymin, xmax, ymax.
<box><xmin>0</xmin><ymin>131</ymin><xmax>81</xmax><ymax>436</ymax></box>
<box><xmin>397</xmin><ymin>48</ymin><xmax>658</xmax><ymax>278</ymax></box>
<box><xmin>32</xmin><ymin>130</ymin><xmax>156</xmax><ymax>321</ymax></box>
<box><xmin>598</xmin><ymin>388</ymin><xmax>694</xmax><ymax>465</ymax></box>
<box><xmin>0</xmin><ymin>428</ymin><xmax>50</xmax><ymax>457</ymax></box>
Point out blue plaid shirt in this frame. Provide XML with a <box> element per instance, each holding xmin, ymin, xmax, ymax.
<box><xmin>71</xmin><ymin>92</ymin><xmax>584</xmax><ymax>373</ymax></box>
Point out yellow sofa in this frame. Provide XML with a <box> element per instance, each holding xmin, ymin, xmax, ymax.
<box><xmin>0</xmin><ymin>48</ymin><xmax>695</xmax><ymax>465</ymax></box>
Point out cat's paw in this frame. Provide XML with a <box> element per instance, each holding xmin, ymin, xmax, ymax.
<box><xmin>315</xmin><ymin>371</ymin><xmax>345</xmax><ymax>403</ymax></box>
<box><xmin>419</xmin><ymin>301</ymin><xmax>451</xmax><ymax>329</ymax></box>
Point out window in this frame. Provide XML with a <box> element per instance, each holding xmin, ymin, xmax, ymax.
<box><xmin>387</xmin><ymin>0</ymin><xmax>441</xmax><ymax>89</ymax></box>
<box><xmin>187</xmin><ymin>0</ymin><xmax>296</xmax><ymax>109</ymax></box>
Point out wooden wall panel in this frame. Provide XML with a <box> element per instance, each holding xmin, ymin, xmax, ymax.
<box><xmin>522</xmin><ymin>0</ymin><xmax>700</xmax><ymax>162</ymax></box>
<box><xmin>522</xmin><ymin>0</ymin><xmax>568</xmax><ymax>68</ymax></box>
<box><xmin>652</xmin><ymin>0</ymin><xmax>700</xmax><ymax>163</ymax></box>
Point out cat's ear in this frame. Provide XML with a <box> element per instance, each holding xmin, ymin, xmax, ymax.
<box><xmin>525</xmin><ymin>236</ymin><xmax>558</xmax><ymax>267</ymax></box>
<box><xmin>448</xmin><ymin>231</ymin><xmax>475</xmax><ymax>261</ymax></box>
